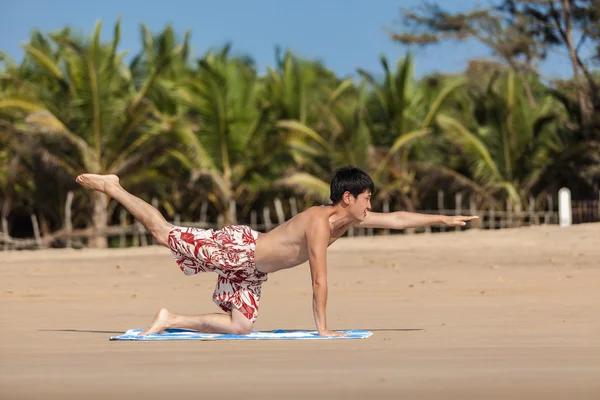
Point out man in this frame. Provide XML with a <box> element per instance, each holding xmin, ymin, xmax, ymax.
<box><xmin>75</xmin><ymin>167</ymin><xmax>477</xmax><ymax>337</ymax></box>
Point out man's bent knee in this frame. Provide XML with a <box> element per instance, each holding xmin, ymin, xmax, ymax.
<box><xmin>153</xmin><ymin>223</ymin><xmax>173</xmax><ymax>247</ymax></box>
<box><xmin>231</xmin><ymin>310</ymin><xmax>254</xmax><ymax>335</ymax></box>
<box><xmin>233</xmin><ymin>323</ymin><xmax>253</xmax><ymax>335</ymax></box>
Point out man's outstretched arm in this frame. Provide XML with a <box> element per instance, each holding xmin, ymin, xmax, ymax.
<box><xmin>357</xmin><ymin>211</ymin><xmax>478</xmax><ymax>230</ymax></box>
<box><xmin>307</xmin><ymin>218</ymin><xmax>344</xmax><ymax>337</ymax></box>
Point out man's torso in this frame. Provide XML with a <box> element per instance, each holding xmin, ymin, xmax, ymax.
<box><xmin>253</xmin><ymin>206</ymin><xmax>354</xmax><ymax>273</ymax></box>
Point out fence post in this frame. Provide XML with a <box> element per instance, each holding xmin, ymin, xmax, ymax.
<box><xmin>558</xmin><ymin>188</ymin><xmax>572</xmax><ymax>227</ymax></box>
<box><xmin>347</xmin><ymin>225</ymin><xmax>354</xmax><ymax>237</ymax></box>
<box><xmin>132</xmin><ymin>225</ymin><xmax>139</xmax><ymax>247</ymax></box>
<box><xmin>383</xmin><ymin>198</ymin><xmax>390</xmax><ymax>235</ymax></box>
<box><xmin>529</xmin><ymin>196</ymin><xmax>538</xmax><ymax>225</ymax></box>
<box><xmin>455</xmin><ymin>192</ymin><xmax>462</xmax><ymax>232</ymax></box>
<box><xmin>65</xmin><ymin>191</ymin><xmax>74</xmax><ymax>249</ymax></box>
<box><xmin>120</xmin><ymin>209</ymin><xmax>127</xmax><ymax>248</ymax></box>
<box><xmin>274</xmin><ymin>198</ymin><xmax>286</xmax><ymax>225</ymax></box>
<box><xmin>229</xmin><ymin>199</ymin><xmax>237</xmax><ymax>225</ymax></box>
<box><xmin>263</xmin><ymin>207</ymin><xmax>272</xmax><ymax>232</ymax></box>
<box><xmin>289</xmin><ymin>197</ymin><xmax>298</xmax><ymax>217</ymax></box>
<box><xmin>489</xmin><ymin>207</ymin><xmax>495</xmax><ymax>230</ymax></box>
<box><xmin>137</xmin><ymin>221</ymin><xmax>148</xmax><ymax>246</ymax></box>
<box><xmin>250</xmin><ymin>210</ymin><xmax>258</xmax><ymax>231</ymax></box>
<box><xmin>151</xmin><ymin>197</ymin><xmax>159</xmax><ymax>245</ymax></box>
<box><xmin>545</xmin><ymin>194</ymin><xmax>553</xmax><ymax>224</ymax></box>
<box><xmin>200</xmin><ymin>202</ymin><xmax>208</xmax><ymax>227</ymax></box>
<box><xmin>438</xmin><ymin>190</ymin><xmax>446</xmax><ymax>232</ymax></box>
<box><xmin>1</xmin><ymin>216</ymin><xmax>8</xmax><ymax>251</ymax></box>
<box><xmin>469</xmin><ymin>195</ymin><xmax>480</xmax><ymax>229</ymax></box>
<box><xmin>31</xmin><ymin>214</ymin><xmax>42</xmax><ymax>248</ymax></box>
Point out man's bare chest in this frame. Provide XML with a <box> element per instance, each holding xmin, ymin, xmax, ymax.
<box><xmin>328</xmin><ymin>222</ymin><xmax>353</xmax><ymax>246</ymax></box>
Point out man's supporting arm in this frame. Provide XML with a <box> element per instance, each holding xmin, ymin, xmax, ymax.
<box><xmin>357</xmin><ymin>211</ymin><xmax>478</xmax><ymax>230</ymax></box>
<box><xmin>307</xmin><ymin>218</ymin><xmax>343</xmax><ymax>336</ymax></box>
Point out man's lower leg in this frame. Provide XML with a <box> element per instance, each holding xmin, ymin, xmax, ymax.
<box><xmin>76</xmin><ymin>174</ymin><xmax>172</xmax><ymax>245</ymax></box>
<box><xmin>140</xmin><ymin>308</ymin><xmax>253</xmax><ymax>335</ymax></box>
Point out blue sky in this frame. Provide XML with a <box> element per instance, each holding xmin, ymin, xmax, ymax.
<box><xmin>1</xmin><ymin>0</ymin><xmax>573</xmax><ymax>79</ymax></box>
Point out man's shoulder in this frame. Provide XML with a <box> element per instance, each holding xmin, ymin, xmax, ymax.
<box><xmin>297</xmin><ymin>205</ymin><xmax>331</xmax><ymax>219</ymax></box>
<box><xmin>296</xmin><ymin>206</ymin><xmax>332</xmax><ymax>230</ymax></box>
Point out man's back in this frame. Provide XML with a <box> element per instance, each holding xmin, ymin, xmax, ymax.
<box><xmin>254</xmin><ymin>206</ymin><xmax>352</xmax><ymax>273</ymax></box>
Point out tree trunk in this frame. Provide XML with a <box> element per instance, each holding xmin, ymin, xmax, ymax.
<box><xmin>221</xmin><ymin>196</ymin><xmax>237</xmax><ymax>226</ymax></box>
<box><xmin>218</xmin><ymin>181</ymin><xmax>237</xmax><ymax>226</ymax></box>
<box><xmin>1</xmin><ymin>196</ymin><xmax>11</xmax><ymax>251</ymax></box>
<box><xmin>561</xmin><ymin>0</ymin><xmax>591</xmax><ymax>132</ymax></box>
<box><xmin>90</xmin><ymin>191</ymin><xmax>108</xmax><ymax>248</ymax></box>
<box><xmin>39</xmin><ymin>215</ymin><xmax>51</xmax><ymax>237</ymax></box>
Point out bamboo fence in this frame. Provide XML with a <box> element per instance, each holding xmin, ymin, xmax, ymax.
<box><xmin>1</xmin><ymin>191</ymin><xmax>598</xmax><ymax>251</ymax></box>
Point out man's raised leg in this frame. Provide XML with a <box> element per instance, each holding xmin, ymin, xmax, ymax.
<box><xmin>75</xmin><ymin>174</ymin><xmax>173</xmax><ymax>246</ymax></box>
<box><xmin>140</xmin><ymin>307</ymin><xmax>254</xmax><ymax>335</ymax></box>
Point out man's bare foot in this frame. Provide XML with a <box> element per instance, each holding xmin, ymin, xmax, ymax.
<box><xmin>139</xmin><ymin>308</ymin><xmax>174</xmax><ymax>335</ymax></box>
<box><xmin>75</xmin><ymin>174</ymin><xmax>120</xmax><ymax>194</ymax></box>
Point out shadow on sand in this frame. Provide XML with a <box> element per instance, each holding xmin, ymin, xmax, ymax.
<box><xmin>39</xmin><ymin>329</ymin><xmax>125</xmax><ymax>334</ymax></box>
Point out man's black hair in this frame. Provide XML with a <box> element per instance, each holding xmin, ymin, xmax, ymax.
<box><xmin>329</xmin><ymin>166</ymin><xmax>374</xmax><ymax>204</ymax></box>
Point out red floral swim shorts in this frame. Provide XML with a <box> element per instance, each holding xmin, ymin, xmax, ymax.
<box><xmin>167</xmin><ymin>225</ymin><xmax>267</xmax><ymax>322</ymax></box>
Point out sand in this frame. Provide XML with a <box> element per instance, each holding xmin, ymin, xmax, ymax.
<box><xmin>1</xmin><ymin>223</ymin><xmax>599</xmax><ymax>399</ymax></box>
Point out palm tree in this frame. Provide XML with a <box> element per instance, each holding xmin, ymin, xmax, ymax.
<box><xmin>0</xmin><ymin>124</ymin><xmax>36</xmax><ymax>245</ymax></box>
<box><xmin>170</xmin><ymin>46</ymin><xmax>295</xmax><ymax>225</ymax></box>
<box><xmin>274</xmin><ymin>79</ymin><xmax>371</xmax><ymax>202</ymax></box>
<box><xmin>359</xmin><ymin>54</ymin><xmax>467</xmax><ymax>209</ymax></box>
<box><xmin>262</xmin><ymin>49</ymin><xmax>338</xmax><ymax>124</ymax></box>
<box><xmin>1</xmin><ymin>36</ymin><xmax>78</xmax><ymax>241</ymax></box>
<box><xmin>529</xmin><ymin>82</ymin><xmax>600</xmax><ymax>199</ymax></box>
<box><xmin>0</xmin><ymin>21</ymin><xmax>187</xmax><ymax>247</ymax></box>
<box><xmin>436</xmin><ymin>70</ymin><xmax>566</xmax><ymax>210</ymax></box>
<box><xmin>277</xmin><ymin>55</ymin><xmax>466</xmax><ymax>209</ymax></box>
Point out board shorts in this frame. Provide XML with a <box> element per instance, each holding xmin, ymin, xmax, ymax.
<box><xmin>167</xmin><ymin>225</ymin><xmax>268</xmax><ymax>322</ymax></box>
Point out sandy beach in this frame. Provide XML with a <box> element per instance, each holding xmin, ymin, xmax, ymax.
<box><xmin>1</xmin><ymin>223</ymin><xmax>599</xmax><ymax>399</ymax></box>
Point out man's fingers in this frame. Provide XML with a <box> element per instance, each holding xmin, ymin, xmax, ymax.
<box><xmin>449</xmin><ymin>216</ymin><xmax>478</xmax><ymax>226</ymax></box>
<box><xmin>444</xmin><ymin>215</ymin><xmax>478</xmax><ymax>226</ymax></box>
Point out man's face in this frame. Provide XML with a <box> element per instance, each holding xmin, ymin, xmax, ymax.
<box><xmin>347</xmin><ymin>190</ymin><xmax>372</xmax><ymax>220</ymax></box>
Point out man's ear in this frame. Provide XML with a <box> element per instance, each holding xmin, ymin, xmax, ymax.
<box><xmin>343</xmin><ymin>191</ymin><xmax>352</xmax><ymax>205</ymax></box>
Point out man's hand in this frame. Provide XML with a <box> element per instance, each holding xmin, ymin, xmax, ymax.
<box><xmin>318</xmin><ymin>329</ymin><xmax>347</xmax><ymax>337</ymax></box>
<box><xmin>442</xmin><ymin>215</ymin><xmax>479</xmax><ymax>227</ymax></box>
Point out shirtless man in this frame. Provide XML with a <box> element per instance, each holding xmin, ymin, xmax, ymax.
<box><xmin>75</xmin><ymin>166</ymin><xmax>477</xmax><ymax>337</ymax></box>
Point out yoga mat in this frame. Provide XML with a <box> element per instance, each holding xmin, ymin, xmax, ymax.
<box><xmin>110</xmin><ymin>328</ymin><xmax>372</xmax><ymax>341</ymax></box>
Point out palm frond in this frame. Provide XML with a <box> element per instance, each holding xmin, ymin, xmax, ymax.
<box><xmin>275</xmin><ymin>173</ymin><xmax>330</xmax><ymax>203</ymax></box>
<box><xmin>0</xmin><ymin>98</ymin><xmax>45</xmax><ymax>113</ymax></box>
<box><xmin>328</xmin><ymin>79</ymin><xmax>354</xmax><ymax>106</ymax></box>
<box><xmin>422</xmin><ymin>78</ymin><xmax>467</xmax><ymax>128</ymax></box>
<box><xmin>107</xmin><ymin>130</ymin><xmax>160</xmax><ymax>174</ymax></box>
<box><xmin>411</xmin><ymin>161</ymin><xmax>502</xmax><ymax>208</ymax></box>
<box><xmin>22</xmin><ymin>45</ymin><xmax>63</xmax><ymax>80</ymax></box>
<box><xmin>276</xmin><ymin>120</ymin><xmax>329</xmax><ymax>150</ymax></box>
<box><xmin>373</xmin><ymin>128</ymin><xmax>431</xmax><ymax>180</ymax></box>
<box><xmin>437</xmin><ymin>114</ymin><xmax>503</xmax><ymax>182</ymax></box>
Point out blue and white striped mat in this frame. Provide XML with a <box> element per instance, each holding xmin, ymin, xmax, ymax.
<box><xmin>110</xmin><ymin>328</ymin><xmax>373</xmax><ymax>341</ymax></box>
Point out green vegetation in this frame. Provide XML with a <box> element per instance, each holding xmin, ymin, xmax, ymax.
<box><xmin>1</xmin><ymin>1</ymin><xmax>598</xmax><ymax>247</ymax></box>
